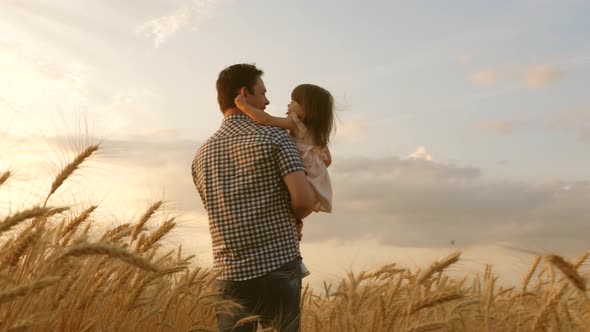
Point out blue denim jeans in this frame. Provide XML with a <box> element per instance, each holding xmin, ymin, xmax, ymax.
<box><xmin>214</xmin><ymin>258</ymin><xmax>303</xmax><ymax>332</ymax></box>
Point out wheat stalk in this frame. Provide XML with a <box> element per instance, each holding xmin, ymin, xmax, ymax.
<box><xmin>131</xmin><ymin>201</ymin><xmax>163</xmax><ymax>243</ymax></box>
<box><xmin>0</xmin><ymin>207</ymin><xmax>52</xmax><ymax>235</ymax></box>
<box><xmin>6</xmin><ymin>313</ymin><xmax>49</xmax><ymax>332</ymax></box>
<box><xmin>0</xmin><ymin>276</ymin><xmax>61</xmax><ymax>304</ymax></box>
<box><xmin>0</xmin><ymin>170</ymin><xmax>10</xmax><ymax>187</ymax></box>
<box><xmin>44</xmin><ymin>144</ymin><xmax>99</xmax><ymax>206</ymax></box>
<box><xmin>407</xmin><ymin>321</ymin><xmax>448</xmax><ymax>332</ymax></box>
<box><xmin>546</xmin><ymin>254</ymin><xmax>586</xmax><ymax>292</ymax></box>
<box><xmin>137</xmin><ymin>218</ymin><xmax>176</xmax><ymax>253</ymax></box>
<box><xmin>59</xmin><ymin>242</ymin><xmax>160</xmax><ymax>272</ymax></box>
<box><xmin>233</xmin><ymin>315</ymin><xmax>260</xmax><ymax>329</ymax></box>
<box><xmin>2</xmin><ymin>227</ymin><xmax>40</xmax><ymax>267</ymax></box>
<box><xmin>531</xmin><ymin>284</ymin><xmax>568</xmax><ymax>330</ymax></box>
<box><xmin>410</xmin><ymin>290</ymin><xmax>465</xmax><ymax>314</ymax></box>
<box><xmin>187</xmin><ymin>326</ymin><xmax>216</xmax><ymax>332</ymax></box>
<box><xmin>484</xmin><ymin>275</ymin><xmax>495</xmax><ymax>332</ymax></box>
<box><xmin>417</xmin><ymin>251</ymin><xmax>461</xmax><ymax>284</ymax></box>
<box><xmin>522</xmin><ymin>256</ymin><xmax>541</xmax><ymax>294</ymax></box>
<box><xmin>573</xmin><ymin>251</ymin><xmax>590</xmax><ymax>270</ymax></box>
<box><xmin>101</xmin><ymin>223</ymin><xmax>132</xmax><ymax>241</ymax></box>
<box><xmin>61</xmin><ymin>205</ymin><xmax>98</xmax><ymax>236</ymax></box>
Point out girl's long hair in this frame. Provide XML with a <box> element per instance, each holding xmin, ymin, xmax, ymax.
<box><xmin>291</xmin><ymin>84</ymin><xmax>335</xmax><ymax>147</ymax></box>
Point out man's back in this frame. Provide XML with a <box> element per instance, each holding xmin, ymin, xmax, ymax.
<box><xmin>192</xmin><ymin>114</ymin><xmax>306</xmax><ymax>281</ymax></box>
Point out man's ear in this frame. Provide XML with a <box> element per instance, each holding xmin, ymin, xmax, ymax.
<box><xmin>239</xmin><ymin>86</ymin><xmax>248</xmax><ymax>97</ymax></box>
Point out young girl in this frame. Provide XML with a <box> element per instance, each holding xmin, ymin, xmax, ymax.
<box><xmin>234</xmin><ymin>84</ymin><xmax>335</xmax><ymax>277</ymax></box>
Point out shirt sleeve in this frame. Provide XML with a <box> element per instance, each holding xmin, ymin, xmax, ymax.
<box><xmin>274</xmin><ymin>132</ymin><xmax>306</xmax><ymax>177</ymax></box>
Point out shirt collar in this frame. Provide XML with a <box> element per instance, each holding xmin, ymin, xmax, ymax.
<box><xmin>223</xmin><ymin>114</ymin><xmax>252</xmax><ymax>123</ymax></box>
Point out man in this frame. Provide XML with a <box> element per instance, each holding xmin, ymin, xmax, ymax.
<box><xmin>191</xmin><ymin>63</ymin><xmax>316</xmax><ymax>332</ymax></box>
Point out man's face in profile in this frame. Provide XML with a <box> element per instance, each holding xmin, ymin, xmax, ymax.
<box><xmin>245</xmin><ymin>77</ymin><xmax>270</xmax><ymax>111</ymax></box>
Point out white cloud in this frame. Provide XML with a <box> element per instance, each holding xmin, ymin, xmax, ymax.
<box><xmin>470</xmin><ymin>64</ymin><xmax>564</xmax><ymax>89</ymax></box>
<box><xmin>407</xmin><ymin>146</ymin><xmax>433</xmax><ymax>161</ymax></box>
<box><xmin>333</xmin><ymin>155</ymin><xmax>480</xmax><ymax>181</ymax></box>
<box><xmin>470</xmin><ymin>68</ymin><xmax>500</xmax><ymax>85</ymax></box>
<box><xmin>336</xmin><ymin>118</ymin><xmax>366</xmax><ymax>142</ymax></box>
<box><xmin>473</xmin><ymin>120</ymin><xmax>525</xmax><ymax>136</ymax></box>
<box><xmin>0</xmin><ymin>38</ymin><xmax>91</xmax><ymax>112</ymax></box>
<box><xmin>0</xmin><ymin>34</ymin><xmax>175</xmax><ymax>139</ymax></box>
<box><xmin>458</xmin><ymin>54</ymin><xmax>472</xmax><ymax>64</ymax></box>
<box><xmin>7</xmin><ymin>133</ymin><xmax>588</xmax><ymax>291</ymax></box>
<box><xmin>546</xmin><ymin>106</ymin><xmax>590</xmax><ymax>141</ymax></box>
<box><xmin>5</xmin><ymin>134</ymin><xmax>590</xmax><ymax>287</ymax></box>
<box><xmin>140</xmin><ymin>128</ymin><xmax>180</xmax><ymax>138</ymax></box>
<box><xmin>48</xmin><ymin>63</ymin><xmax>91</xmax><ymax>106</ymax></box>
<box><xmin>101</xmin><ymin>89</ymin><xmax>161</xmax><ymax>132</ymax></box>
<box><xmin>319</xmin><ymin>156</ymin><xmax>590</xmax><ymax>252</ymax></box>
<box><xmin>521</xmin><ymin>64</ymin><xmax>564</xmax><ymax>89</ymax></box>
<box><xmin>0</xmin><ymin>96</ymin><xmax>20</xmax><ymax>113</ymax></box>
<box><xmin>136</xmin><ymin>0</ymin><xmax>226</xmax><ymax>48</ymax></box>
<box><xmin>0</xmin><ymin>48</ymin><xmax>52</xmax><ymax>108</ymax></box>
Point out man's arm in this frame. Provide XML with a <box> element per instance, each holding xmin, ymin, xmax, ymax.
<box><xmin>283</xmin><ymin>171</ymin><xmax>316</xmax><ymax>220</ymax></box>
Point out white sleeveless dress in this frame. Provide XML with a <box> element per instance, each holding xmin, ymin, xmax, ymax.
<box><xmin>288</xmin><ymin>112</ymin><xmax>333</xmax><ymax>213</ymax></box>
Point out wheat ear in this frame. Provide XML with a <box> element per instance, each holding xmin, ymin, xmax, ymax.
<box><xmin>522</xmin><ymin>256</ymin><xmax>541</xmax><ymax>294</ymax></box>
<box><xmin>531</xmin><ymin>284</ymin><xmax>568</xmax><ymax>330</ymax></box>
<box><xmin>417</xmin><ymin>251</ymin><xmax>461</xmax><ymax>284</ymax></box>
<box><xmin>0</xmin><ymin>277</ymin><xmax>61</xmax><ymax>304</ymax></box>
<box><xmin>0</xmin><ymin>170</ymin><xmax>10</xmax><ymax>187</ymax></box>
<box><xmin>59</xmin><ymin>242</ymin><xmax>160</xmax><ymax>272</ymax></box>
<box><xmin>2</xmin><ymin>227</ymin><xmax>41</xmax><ymax>267</ymax></box>
<box><xmin>407</xmin><ymin>321</ymin><xmax>448</xmax><ymax>332</ymax></box>
<box><xmin>131</xmin><ymin>201</ymin><xmax>163</xmax><ymax>242</ymax></box>
<box><xmin>61</xmin><ymin>205</ymin><xmax>98</xmax><ymax>236</ymax></box>
<box><xmin>573</xmin><ymin>251</ymin><xmax>590</xmax><ymax>270</ymax></box>
<box><xmin>137</xmin><ymin>218</ymin><xmax>176</xmax><ymax>253</ymax></box>
<box><xmin>546</xmin><ymin>254</ymin><xmax>586</xmax><ymax>292</ymax></box>
<box><xmin>44</xmin><ymin>144</ymin><xmax>99</xmax><ymax>206</ymax></box>
<box><xmin>410</xmin><ymin>290</ymin><xmax>465</xmax><ymax>314</ymax></box>
<box><xmin>0</xmin><ymin>207</ymin><xmax>51</xmax><ymax>235</ymax></box>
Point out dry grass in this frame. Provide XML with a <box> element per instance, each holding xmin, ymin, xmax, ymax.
<box><xmin>1</xmin><ymin>144</ymin><xmax>589</xmax><ymax>331</ymax></box>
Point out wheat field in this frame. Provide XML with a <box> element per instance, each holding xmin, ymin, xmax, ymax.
<box><xmin>1</xmin><ymin>144</ymin><xmax>589</xmax><ymax>331</ymax></box>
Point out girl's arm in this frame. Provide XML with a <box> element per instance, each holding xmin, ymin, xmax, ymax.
<box><xmin>235</xmin><ymin>95</ymin><xmax>296</xmax><ymax>131</ymax></box>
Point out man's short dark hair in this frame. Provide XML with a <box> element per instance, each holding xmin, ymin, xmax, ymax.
<box><xmin>216</xmin><ymin>63</ymin><xmax>264</xmax><ymax>112</ymax></box>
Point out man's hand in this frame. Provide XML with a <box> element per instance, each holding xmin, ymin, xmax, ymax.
<box><xmin>296</xmin><ymin>219</ymin><xmax>303</xmax><ymax>242</ymax></box>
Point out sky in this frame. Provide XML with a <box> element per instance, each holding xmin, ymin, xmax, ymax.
<box><xmin>1</xmin><ymin>0</ymin><xmax>590</xmax><ymax>287</ymax></box>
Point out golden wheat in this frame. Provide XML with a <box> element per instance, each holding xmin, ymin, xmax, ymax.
<box><xmin>0</xmin><ymin>170</ymin><xmax>10</xmax><ymax>187</ymax></box>
<box><xmin>44</xmin><ymin>144</ymin><xmax>99</xmax><ymax>206</ymax></box>
<box><xmin>0</xmin><ymin>276</ymin><xmax>61</xmax><ymax>304</ymax></box>
<box><xmin>131</xmin><ymin>201</ymin><xmax>163</xmax><ymax>243</ymax></box>
<box><xmin>137</xmin><ymin>217</ymin><xmax>176</xmax><ymax>253</ymax></box>
<box><xmin>0</xmin><ymin>207</ymin><xmax>52</xmax><ymax>234</ymax></box>
<box><xmin>573</xmin><ymin>251</ymin><xmax>590</xmax><ymax>269</ymax></box>
<box><xmin>2</xmin><ymin>143</ymin><xmax>590</xmax><ymax>331</ymax></box>
<box><xmin>546</xmin><ymin>254</ymin><xmax>586</xmax><ymax>292</ymax></box>
<box><xmin>61</xmin><ymin>205</ymin><xmax>98</xmax><ymax>236</ymax></box>
<box><xmin>59</xmin><ymin>242</ymin><xmax>160</xmax><ymax>272</ymax></box>
<box><xmin>417</xmin><ymin>251</ymin><xmax>461</xmax><ymax>284</ymax></box>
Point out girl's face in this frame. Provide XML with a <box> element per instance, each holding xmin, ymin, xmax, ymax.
<box><xmin>287</xmin><ymin>100</ymin><xmax>305</xmax><ymax>119</ymax></box>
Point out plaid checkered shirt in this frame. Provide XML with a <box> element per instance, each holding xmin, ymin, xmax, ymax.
<box><xmin>192</xmin><ymin>114</ymin><xmax>306</xmax><ymax>281</ymax></box>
